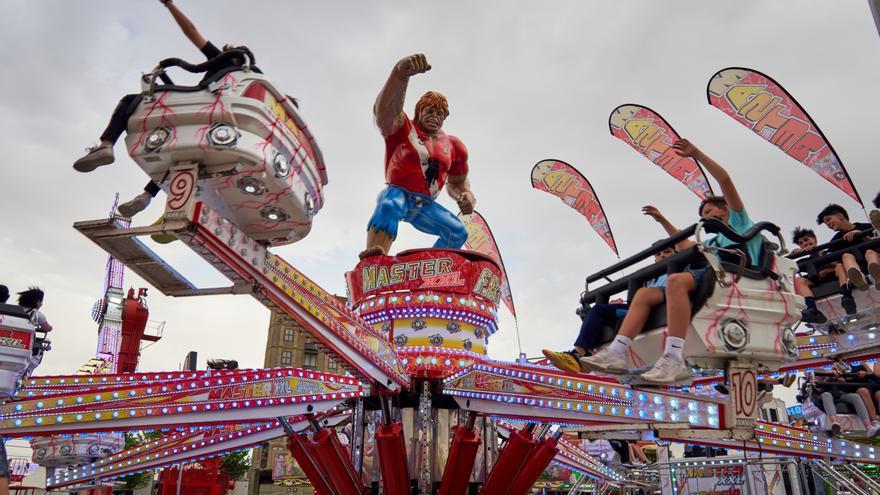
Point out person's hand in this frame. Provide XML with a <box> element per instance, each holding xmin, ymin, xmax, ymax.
<box><xmin>642</xmin><ymin>205</ymin><xmax>665</xmax><ymax>223</ymax></box>
<box><xmin>457</xmin><ymin>191</ymin><xmax>476</xmax><ymax>215</ymax></box>
<box><xmin>609</xmin><ymin>298</ymin><xmax>626</xmax><ymax>304</ymax></box>
<box><xmin>790</xmin><ymin>247</ymin><xmax>804</xmax><ymax>256</ymax></box>
<box><xmin>394</xmin><ymin>53</ymin><xmax>431</xmax><ymax>79</ymax></box>
<box><xmin>672</xmin><ymin>138</ymin><xmax>700</xmax><ymax>158</ymax></box>
<box><xmin>843</xmin><ymin>230</ymin><xmax>858</xmax><ymax>242</ymax></box>
<box><xmin>159</xmin><ymin>0</ymin><xmax>171</xmax><ymax>5</ymax></box>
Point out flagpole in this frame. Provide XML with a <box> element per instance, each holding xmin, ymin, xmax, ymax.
<box><xmin>513</xmin><ymin>317</ymin><xmax>523</xmax><ymax>357</ymax></box>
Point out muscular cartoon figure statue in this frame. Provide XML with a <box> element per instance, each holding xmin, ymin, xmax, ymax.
<box><xmin>361</xmin><ymin>53</ymin><xmax>477</xmax><ymax>259</ymax></box>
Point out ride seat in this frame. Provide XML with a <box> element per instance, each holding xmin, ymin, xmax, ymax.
<box><xmin>795</xmin><ymin>236</ymin><xmax>880</xmax><ymax>300</ymax></box>
<box><xmin>125</xmin><ymin>51</ymin><xmax>327</xmax><ymax>246</ymax></box>
<box><xmin>0</xmin><ymin>303</ymin><xmax>29</xmax><ymax>319</ymax></box>
<box><xmin>590</xmin><ymin>238</ymin><xmax>778</xmax><ymax>351</ymax></box>
<box><xmin>805</xmin><ymin>254</ymin><xmax>876</xmax><ymax>299</ymax></box>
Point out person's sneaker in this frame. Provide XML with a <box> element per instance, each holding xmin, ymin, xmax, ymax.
<box><xmin>542</xmin><ymin>349</ymin><xmax>583</xmax><ymax>374</ymax></box>
<box><xmin>117</xmin><ymin>192</ymin><xmax>153</xmax><ymax>218</ymax></box>
<box><xmin>830</xmin><ymin>421</ymin><xmax>842</xmax><ymax>437</ymax></box>
<box><xmin>782</xmin><ymin>373</ymin><xmax>796</xmax><ymax>388</ymax></box>
<box><xmin>841</xmin><ymin>295</ymin><xmax>858</xmax><ymax>315</ymax></box>
<box><xmin>868</xmin><ymin>421</ymin><xmax>880</xmax><ymax>438</ymax></box>
<box><xmin>827</xmin><ymin>322</ymin><xmax>845</xmax><ymax>334</ymax></box>
<box><xmin>579</xmin><ymin>347</ymin><xmax>629</xmax><ymax>374</ymax></box>
<box><xmin>73</xmin><ymin>145</ymin><xmax>114</xmax><ymax>173</ymax></box>
<box><xmin>800</xmin><ymin>307</ymin><xmax>828</xmax><ymax>324</ymax></box>
<box><xmin>869</xmin><ymin>262</ymin><xmax>880</xmax><ymax>291</ymax></box>
<box><xmin>640</xmin><ymin>354</ymin><xmax>690</xmax><ymax>384</ymax></box>
<box><xmin>870</xmin><ymin>209</ymin><xmax>880</xmax><ymax>233</ymax></box>
<box><xmin>848</xmin><ymin>267</ymin><xmax>869</xmax><ymax>291</ymax></box>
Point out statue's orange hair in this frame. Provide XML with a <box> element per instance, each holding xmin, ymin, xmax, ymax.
<box><xmin>414</xmin><ymin>91</ymin><xmax>449</xmax><ymax>120</ymax></box>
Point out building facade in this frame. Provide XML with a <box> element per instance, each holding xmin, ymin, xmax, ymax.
<box><xmin>246</xmin><ymin>309</ymin><xmax>341</xmax><ymax>495</ymax></box>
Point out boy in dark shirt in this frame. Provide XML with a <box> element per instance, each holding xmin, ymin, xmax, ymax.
<box><xmin>73</xmin><ymin>0</ymin><xmax>257</xmax><ymax>217</ymax></box>
<box><xmin>790</xmin><ymin>227</ymin><xmax>832</xmax><ymax>323</ymax></box>
<box><xmin>816</xmin><ymin>204</ymin><xmax>880</xmax><ymax>314</ymax></box>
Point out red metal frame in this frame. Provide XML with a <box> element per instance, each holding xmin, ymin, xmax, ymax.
<box><xmin>481</xmin><ymin>427</ymin><xmax>536</xmax><ymax>494</ymax></box>
<box><xmin>438</xmin><ymin>425</ymin><xmax>481</xmax><ymax>495</ymax></box>
<box><xmin>158</xmin><ymin>458</ymin><xmax>233</xmax><ymax>495</ymax></box>
<box><xmin>117</xmin><ymin>288</ymin><xmax>149</xmax><ymax>374</ymax></box>
<box><xmin>376</xmin><ymin>422</ymin><xmax>410</xmax><ymax>495</ymax></box>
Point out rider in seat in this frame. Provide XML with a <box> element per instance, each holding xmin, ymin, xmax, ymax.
<box><xmin>789</xmin><ymin>227</ymin><xmax>833</xmax><ymax>324</ymax></box>
<box><xmin>582</xmin><ymin>138</ymin><xmax>764</xmax><ymax>384</ymax></box>
<box><xmin>815</xmin><ymin>203</ymin><xmax>880</xmax><ymax>315</ymax></box>
<box><xmin>542</xmin><ymin>214</ymin><xmax>677</xmax><ymax>374</ymax></box>
<box><xmin>72</xmin><ymin>0</ymin><xmax>258</xmax><ymax>218</ymax></box>
<box><xmin>16</xmin><ymin>287</ymin><xmax>53</xmax><ymax>334</ymax></box>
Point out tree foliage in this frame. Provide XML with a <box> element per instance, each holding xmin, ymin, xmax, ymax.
<box><xmin>118</xmin><ymin>430</ymin><xmax>166</xmax><ymax>490</ymax></box>
<box><xmin>220</xmin><ymin>449</ymin><xmax>252</xmax><ymax>480</ymax></box>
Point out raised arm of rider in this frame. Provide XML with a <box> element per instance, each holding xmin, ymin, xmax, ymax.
<box><xmin>643</xmin><ymin>205</ymin><xmax>696</xmax><ymax>250</ymax></box>
<box><xmin>163</xmin><ymin>0</ymin><xmax>208</xmax><ymax>50</ymax></box>
<box><xmin>374</xmin><ymin>54</ymin><xmax>430</xmax><ymax>137</ymax></box>
<box><xmin>673</xmin><ymin>139</ymin><xmax>745</xmax><ymax>212</ymax></box>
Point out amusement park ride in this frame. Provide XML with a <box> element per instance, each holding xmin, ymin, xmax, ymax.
<box><xmin>2</xmin><ymin>50</ymin><xmax>880</xmax><ymax>494</ymax></box>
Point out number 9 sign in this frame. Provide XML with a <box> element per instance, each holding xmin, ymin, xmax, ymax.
<box><xmin>166</xmin><ymin>167</ymin><xmax>197</xmax><ymax>214</ymax></box>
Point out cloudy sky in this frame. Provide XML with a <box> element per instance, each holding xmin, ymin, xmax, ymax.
<box><xmin>2</xmin><ymin>1</ymin><xmax>879</xmax><ymax>387</ymax></box>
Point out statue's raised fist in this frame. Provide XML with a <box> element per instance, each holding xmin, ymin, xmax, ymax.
<box><xmin>395</xmin><ymin>53</ymin><xmax>431</xmax><ymax>78</ymax></box>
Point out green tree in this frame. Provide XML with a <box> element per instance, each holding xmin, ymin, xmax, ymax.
<box><xmin>220</xmin><ymin>449</ymin><xmax>252</xmax><ymax>480</ymax></box>
<box><xmin>118</xmin><ymin>430</ymin><xmax>166</xmax><ymax>490</ymax></box>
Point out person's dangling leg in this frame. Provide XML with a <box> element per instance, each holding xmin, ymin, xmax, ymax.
<box><xmin>819</xmin><ymin>391</ymin><xmax>841</xmax><ymax>435</ymax></box>
<box><xmin>835</xmin><ymin>262</ymin><xmax>858</xmax><ymax>315</ymax></box>
<box><xmin>362</xmin><ymin>186</ymin><xmax>408</xmax><ymax>258</ymax></box>
<box><xmin>74</xmin><ymin>93</ymin><xmax>141</xmax><ymax>172</ymax></box>
<box><xmin>574</xmin><ymin>303</ymin><xmax>629</xmax><ymax>353</ymax></box>
<box><xmin>841</xmin><ymin>392</ymin><xmax>873</xmax><ymax>429</ymax></box>
<box><xmin>866</xmin><ymin>249</ymin><xmax>880</xmax><ymax>290</ymax></box>
<box><xmin>857</xmin><ymin>386</ymin><xmax>880</xmax><ymax>436</ymax></box>
<box><xmin>580</xmin><ymin>287</ymin><xmax>664</xmax><ymax>374</ymax></box>
<box><xmin>640</xmin><ymin>271</ymin><xmax>697</xmax><ymax>384</ymax></box>
<box><xmin>119</xmin><ymin>181</ymin><xmax>162</xmax><ymax>218</ymax></box>
<box><xmin>543</xmin><ymin>302</ymin><xmax>628</xmax><ymax>374</ymax></box>
<box><xmin>843</xmin><ymin>252</ymin><xmax>868</xmax><ymax>291</ymax></box>
<box><xmin>796</xmin><ymin>277</ymin><xmax>827</xmax><ymax>324</ymax></box>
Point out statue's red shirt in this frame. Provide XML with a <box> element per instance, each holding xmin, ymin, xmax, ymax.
<box><xmin>384</xmin><ymin>115</ymin><xmax>468</xmax><ymax>199</ymax></box>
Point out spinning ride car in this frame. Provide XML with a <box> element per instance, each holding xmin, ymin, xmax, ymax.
<box><xmin>125</xmin><ymin>50</ymin><xmax>327</xmax><ymax>246</ymax></box>
<box><xmin>0</xmin><ymin>304</ymin><xmax>39</xmax><ymax>400</ymax></box>
<box><xmin>791</xmin><ymin>230</ymin><xmax>880</xmax><ymax>326</ymax></box>
<box><xmin>580</xmin><ymin>218</ymin><xmax>802</xmax><ymax>379</ymax></box>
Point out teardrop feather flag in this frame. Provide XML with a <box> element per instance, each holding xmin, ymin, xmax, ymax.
<box><xmin>609</xmin><ymin>104</ymin><xmax>714</xmax><ymax>199</ymax></box>
<box><xmin>459</xmin><ymin>211</ymin><xmax>517</xmax><ymax>317</ymax></box>
<box><xmin>531</xmin><ymin>160</ymin><xmax>619</xmax><ymax>255</ymax></box>
<box><xmin>707</xmin><ymin>67</ymin><xmax>862</xmax><ymax>204</ymax></box>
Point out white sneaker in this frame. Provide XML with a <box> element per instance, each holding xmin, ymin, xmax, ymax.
<box><xmin>579</xmin><ymin>347</ymin><xmax>629</xmax><ymax>374</ymax></box>
<box><xmin>73</xmin><ymin>145</ymin><xmax>114</xmax><ymax>173</ymax></box>
<box><xmin>868</xmin><ymin>421</ymin><xmax>880</xmax><ymax>438</ymax></box>
<box><xmin>640</xmin><ymin>354</ymin><xmax>690</xmax><ymax>384</ymax></box>
<box><xmin>118</xmin><ymin>192</ymin><xmax>153</xmax><ymax>218</ymax></box>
